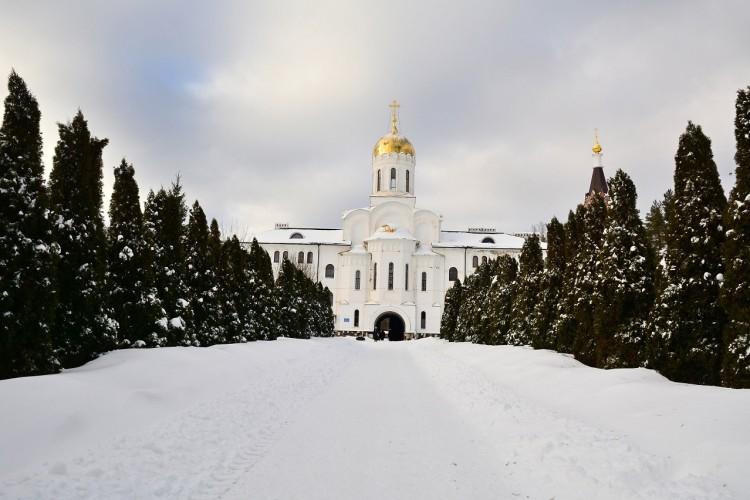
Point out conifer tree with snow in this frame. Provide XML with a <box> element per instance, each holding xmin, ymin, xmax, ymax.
<box><xmin>721</xmin><ymin>87</ymin><xmax>750</xmax><ymax>388</ymax></box>
<box><xmin>485</xmin><ymin>254</ymin><xmax>518</xmax><ymax>345</ymax></box>
<box><xmin>206</xmin><ymin>218</ymin><xmax>228</xmax><ymax>343</ymax></box>
<box><xmin>553</xmin><ymin>207</ymin><xmax>584</xmax><ymax>354</ymax></box>
<box><xmin>275</xmin><ymin>257</ymin><xmax>308</xmax><ymax>338</ymax></box>
<box><xmin>648</xmin><ymin>122</ymin><xmax>726</xmax><ymax>385</ymax></box>
<box><xmin>144</xmin><ymin>181</ymin><xmax>192</xmax><ymax>346</ymax></box>
<box><xmin>594</xmin><ymin>169</ymin><xmax>654</xmax><ymax>368</ymax></box>
<box><xmin>247</xmin><ymin>238</ymin><xmax>277</xmax><ymax>340</ymax></box>
<box><xmin>49</xmin><ymin>111</ymin><xmax>116</xmax><ymax>367</ymax></box>
<box><xmin>457</xmin><ymin>260</ymin><xmax>494</xmax><ymax>344</ymax></box>
<box><xmin>107</xmin><ymin>159</ymin><xmax>165</xmax><ymax>347</ymax></box>
<box><xmin>555</xmin><ymin>197</ymin><xmax>606</xmax><ymax>365</ymax></box>
<box><xmin>508</xmin><ymin>234</ymin><xmax>544</xmax><ymax>346</ymax></box>
<box><xmin>218</xmin><ymin>236</ymin><xmax>260</xmax><ymax>343</ymax></box>
<box><xmin>532</xmin><ymin>217</ymin><xmax>566</xmax><ymax>350</ymax></box>
<box><xmin>440</xmin><ymin>279</ymin><xmax>463</xmax><ymax>342</ymax></box>
<box><xmin>185</xmin><ymin>201</ymin><xmax>223</xmax><ymax>346</ymax></box>
<box><xmin>0</xmin><ymin>71</ymin><xmax>58</xmax><ymax>378</ymax></box>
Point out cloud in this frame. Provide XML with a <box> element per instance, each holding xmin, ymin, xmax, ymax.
<box><xmin>1</xmin><ymin>0</ymin><xmax>749</xmax><ymax>235</ymax></box>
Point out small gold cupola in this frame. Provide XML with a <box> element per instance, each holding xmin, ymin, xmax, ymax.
<box><xmin>592</xmin><ymin>128</ymin><xmax>603</xmax><ymax>154</ymax></box>
<box><xmin>373</xmin><ymin>100</ymin><xmax>415</xmax><ymax>157</ymax></box>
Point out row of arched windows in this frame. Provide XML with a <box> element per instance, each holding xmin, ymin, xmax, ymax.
<box><xmin>376</xmin><ymin>168</ymin><xmax>411</xmax><ymax>193</ymax></box>
<box><xmin>472</xmin><ymin>255</ymin><xmax>489</xmax><ymax>268</ymax></box>
<box><xmin>273</xmin><ymin>250</ymin><xmax>315</xmax><ymax>265</ymax></box>
<box><xmin>271</xmin><ymin>250</ymin><xmax>335</xmax><ymax>279</ymax></box>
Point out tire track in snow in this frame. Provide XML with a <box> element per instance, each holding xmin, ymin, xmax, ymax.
<box><xmin>408</xmin><ymin>342</ymin><xmax>731</xmax><ymax>500</ymax></box>
<box><xmin>0</xmin><ymin>341</ymin><xmax>359</xmax><ymax>500</ymax></box>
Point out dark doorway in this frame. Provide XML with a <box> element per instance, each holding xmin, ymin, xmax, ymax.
<box><xmin>375</xmin><ymin>313</ymin><xmax>406</xmax><ymax>341</ymax></box>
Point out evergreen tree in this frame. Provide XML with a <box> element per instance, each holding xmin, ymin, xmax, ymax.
<box><xmin>440</xmin><ymin>279</ymin><xmax>463</xmax><ymax>341</ymax></box>
<box><xmin>0</xmin><ymin>71</ymin><xmax>57</xmax><ymax>378</ymax></box>
<box><xmin>185</xmin><ymin>201</ymin><xmax>222</xmax><ymax>346</ymax></box>
<box><xmin>276</xmin><ymin>257</ymin><xmax>308</xmax><ymax>338</ymax></box>
<box><xmin>648</xmin><ymin>122</ymin><xmax>726</xmax><ymax>385</ymax></box>
<box><xmin>49</xmin><ymin>111</ymin><xmax>115</xmax><ymax>367</ymax></box>
<box><xmin>144</xmin><ymin>180</ymin><xmax>191</xmax><ymax>346</ymax></box>
<box><xmin>485</xmin><ymin>255</ymin><xmax>518</xmax><ymax>345</ymax></box>
<box><xmin>218</xmin><ymin>236</ymin><xmax>259</xmax><ymax>343</ymax></box>
<box><xmin>644</xmin><ymin>190</ymin><xmax>673</xmax><ymax>254</ymax></box>
<box><xmin>508</xmin><ymin>235</ymin><xmax>544</xmax><ymax>346</ymax></box>
<box><xmin>553</xmin><ymin>207</ymin><xmax>585</xmax><ymax>354</ymax></box>
<box><xmin>554</xmin><ymin>197</ymin><xmax>606</xmax><ymax>365</ymax></box>
<box><xmin>533</xmin><ymin>217</ymin><xmax>566</xmax><ymax>350</ymax></box>
<box><xmin>107</xmin><ymin>160</ymin><xmax>165</xmax><ymax>347</ymax></box>
<box><xmin>721</xmin><ymin>87</ymin><xmax>750</xmax><ymax>388</ymax></box>
<box><xmin>206</xmin><ymin>218</ymin><xmax>227</xmax><ymax>343</ymax></box>
<box><xmin>594</xmin><ymin>169</ymin><xmax>654</xmax><ymax>368</ymax></box>
<box><xmin>457</xmin><ymin>260</ymin><xmax>495</xmax><ymax>344</ymax></box>
<box><xmin>246</xmin><ymin>238</ymin><xmax>277</xmax><ymax>340</ymax></box>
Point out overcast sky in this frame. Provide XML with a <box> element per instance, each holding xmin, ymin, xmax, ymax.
<box><xmin>1</xmin><ymin>1</ymin><xmax>749</xmax><ymax>236</ymax></box>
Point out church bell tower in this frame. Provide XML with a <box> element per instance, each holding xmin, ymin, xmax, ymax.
<box><xmin>370</xmin><ymin>100</ymin><xmax>417</xmax><ymax>208</ymax></box>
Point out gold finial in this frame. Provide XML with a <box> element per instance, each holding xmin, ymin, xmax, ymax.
<box><xmin>389</xmin><ymin>99</ymin><xmax>400</xmax><ymax>135</ymax></box>
<box><xmin>592</xmin><ymin>128</ymin><xmax>602</xmax><ymax>154</ymax></box>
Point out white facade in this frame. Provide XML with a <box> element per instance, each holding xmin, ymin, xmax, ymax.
<box><xmin>252</xmin><ymin>103</ymin><xmax>530</xmax><ymax>339</ymax></box>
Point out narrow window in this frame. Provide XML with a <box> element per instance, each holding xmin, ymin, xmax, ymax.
<box><xmin>482</xmin><ymin>256</ymin><xmax>488</xmax><ymax>265</ymax></box>
<box><xmin>307</xmin><ymin>251</ymin><xmax>313</xmax><ymax>264</ymax></box>
<box><xmin>354</xmin><ymin>309</ymin><xmax>359</xmax><ymax>327</ymax></box>
<box><xmin>449</xmin><ymin>267</ymin><xmax>458</xmax><ymax>281</ymax></box>
<box><xmin>355</xmin><ymin>270</ymin><xmax>361</xmax><ymax>290</ymax></box>
<box><xmin>274</xmin><ymin>251</ymin><xmax>280</xmax><ymax>263</ymax></box>
<box><xmin>420</xmin><ymin>311</ymin><xmax>426</xmax><ymax>329</ymax></box>
<box><xmin>406</xmin><ymin>170</ymin><xmax>410</xmax><ymax>192</ymax></box>
<box><xmin>373</xmin><ymin>263</ymin><xmax>377</xmax><ymax>290</ymax></box>
<box><xmin>298</xmin><ymin>251</ymin><xmax>304</xmax><ymax>264</ymax></box>
<box><xmin>325</xmin><ymin>264</ymin><xmax>335</xmax><ymax>279</ymax></box>
<box><xmin>472</xmin><ymin>255</ymin><xmax>478</xmax><ymax>268</ymax></box>
<box><xmin>405</xmin><ymin>264</ymin><xmax>409</xmax><ymax>290</ymax></box>
<box><xmin>283</xmin><ymin>251</ymin><xmax>288</xmax><ymax>261</ymax></box>
<box><xmin>377</xmin><ymin>170</ymin><xmax>381</xmax><ymax>191</ymax></box>
<box><xmin>390</xmin><ymin>168</ymin><xmax>396</xmax><ymax>190</ymax></box>
<box><xmin>421</xmin><ymin>272</ymin><xmax>427</xmax><ymax>292</ymax></box>
<box><xmin>388</xmin><ymin>262</ymin><xmax>394</xmax><ymax>290</ymax></box>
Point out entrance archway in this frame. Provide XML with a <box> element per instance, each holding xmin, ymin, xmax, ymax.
<box><xmin>375</xmin><ymin>312</ymin><xmax>406</xmax><ymax>341</ymax></box>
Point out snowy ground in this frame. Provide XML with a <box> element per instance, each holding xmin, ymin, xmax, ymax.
<box><xmin>1</xmin><ymin>338</ymin><xmax>748</xmax><ymax>500</ymax></box>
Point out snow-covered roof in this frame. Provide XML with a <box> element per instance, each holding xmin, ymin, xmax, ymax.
<box><xmin>435</xmin><ymin>231</ymin><xmax>535</xmax><ymax>250</ymax></box>
<box><xmin>252</xmin><ymin>228</ymin><xmax>348</xmax><ymax>245</ymax></box>
<box><xmin>365</xmin><ymin>225</ymin><xmax>416</xmax><ymax>242</ymax></box>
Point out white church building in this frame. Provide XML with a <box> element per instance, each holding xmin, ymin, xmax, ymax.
<box><xmin>253</xmin><ymin>102</ymin><xmax>531</xmax><ymax>340</ymax></box>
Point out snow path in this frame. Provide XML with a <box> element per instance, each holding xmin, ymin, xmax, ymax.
<box><xmin>1</xmin><ymin>338</ymin><xmax>747</xmax><ymax>499</ymax></box>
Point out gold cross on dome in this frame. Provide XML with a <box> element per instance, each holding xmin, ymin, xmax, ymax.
<box><xmin>389</xmin><ymin>99</ymin><xmax>400</xmax><ymax>134</ymax></box>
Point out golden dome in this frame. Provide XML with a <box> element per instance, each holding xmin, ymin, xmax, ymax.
<box><xmin>592</xmin><ymin>128</ymin><xmax>603</xmax><ymax>154</ymax></box>
<box><xmin>373</xmin><ymin>100</ymin><xmax>415</xmax><ymax>157</ymax></box>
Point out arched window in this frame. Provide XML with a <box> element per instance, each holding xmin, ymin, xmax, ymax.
<box><xmin>420</xmin><ymin>311</ymin><xmax>426</xmax><ymax>329</ymax></box>
<box><xmin>307</xmin><ymin>251</ymin><xmax>313</xmax><ymax>264</ymax></box>
<box><xmin>421</xmin><ymin>272</ymin><xmax>427</xmax><ymax>292</ymax></box>
<box><xmin>472</xmin><ymin>255</ymin><xmax>478</xmax><ymax>268</ymax></box>
<box><xmin>290</xmin><ymin>232</ymin><xmax>304</xmax><ymax>239</ymax></box>
<box><xmin>297</xmin><ymin>251</ymin><xmax>305</xmax><ymax>264</ymax></box>
<box><xmin>283</xmin><ymin>251</ymin><xmax>288</xmax><ymax>261</ymax></box>
<box><xmin>355</xmin><ymin>270</ymin><xmax>361</xmax><ymax>290</ymax></box>
<box><xmin>273</xmin><ymin>251</ymin><xmax>280</xmax><ymax>263</ymax></box>
<box><xmin>406</xmin><ymin>170</ymin><xmax>410</xmax><ymax>192</ymax></box>
<box><xmin>405</xmin><ymin>264</ymin><xmax>409</xmax><ymax>290</ymax></box>
<box><xmin>325</xmin><ymin>264</ymin><xmax>335</xmax><ymax>279</ymax></box>
<box><xmin>388</xmin><ymin>262</ymin><xmax>394</xmax><ymax>290</ymax></box>
<box><xmin>373</xmin><ymin>263</ymin><xmax>377</xmax><ymax>289</ymax></box>
<box><xmin>354</xmin><ymin>309</ymin><xmax>360</xmax><ymax>327</ymax></box>
<box><xmin>390</xmin><ymin>168</ymin><xmax>396</xmax><ymax>190</ymax></box>
<box><xmin>377</xmin><ymin>170</ymin><xmax>381</xmax><ymax>191</ymax></box>
<box><xmin>482</xmin><ymin>256</ymin><xmax>488</xmax><ymax>265</ymax></box>
<box><xmin>481</xmin><ymin>237</ymin><xmax>495</xmax><ymax>244</ymax></box>
<box><xmin>449</xmin><ymin>267</ymin><xmax>458</xmax><ymax>281</ymax></box>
